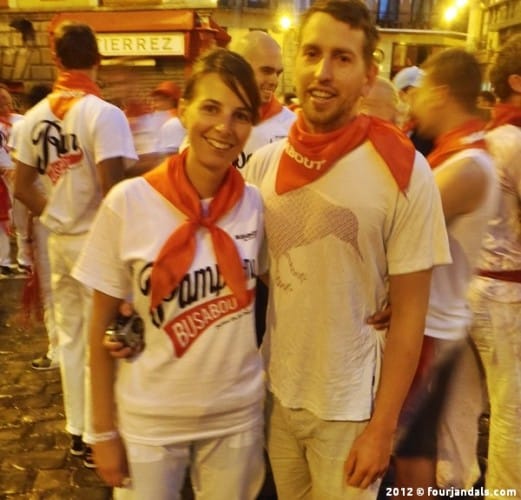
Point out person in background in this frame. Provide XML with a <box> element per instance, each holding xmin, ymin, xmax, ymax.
<box><xmin>392</xmin><ymin>65</ymin><xmax>434</xmax><ymax>156</ymax></box>
<box><xmin>0</xmin><ymin>84</ymin><xmax>24</xmax><ymax>276</ymax></box>
<box><xmin>8</xmin><ymin>83</ymin><xmax>59</xmax><ymax>371</ymax></box>
<box><xmin>476</xmin><ymin>89</ymin><xmax>496</xmax><ymax>122</ymax></box>
<box><xmin>393</xmin><ymin>48</ymin><xmax>498</xmax><ymax>493</ymax></box>
<box><xmin>14</xmin><ymin>21</ymin><xmax>137</xmax><ymax>468</ymax></box>
<box><xmin>468</xmin><ymin>34</ymin><xmax>521</xmax><ymax>499</ymax></box>
<box><xmin>359</xmin><ymin>76</ymin><xmax>401</xmax><ymax>124</ymax></box>
<box><xmin>230</xmin><ymin>30</ymin><xmax>297</xmax><ymax>347</ymax></box>
<box><xmin>149</xmin><ymin>81</ymin><xmax>184</xmax><ymax>156</ymax></box>
<box><xmin>244</xmin><ymin>0</ymin><xmax>451</xmax><ymax>497</ymax></box>
<box><xmin>73</xmin><ymin>47</ymin><xmax>265</xmax><ymax>500</ymax></box>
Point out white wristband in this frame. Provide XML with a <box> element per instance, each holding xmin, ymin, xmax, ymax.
<box><xmin>92</xmin><ymin>430</ymin><xmax>119</xmax><ymax>443</ymax></box>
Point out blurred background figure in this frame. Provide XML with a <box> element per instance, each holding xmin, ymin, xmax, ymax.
<box><xmin>155</xmin><ymin>81</ymin><xmax>186</xmax><ymax>157</ymax></box>
<box><xmin>150</xmin><ymin>80</ymin><xmax>181</xmax><ymax>116</ymax></box>
<box><xmin>0</xmin><ymin>84</ymin><xmax>23</xmax><ymax>276</ymax></box>
<box><xmin>359</xmin><ymin>76</ymin><xmax>400</xmax><ymax>124</ymax></box>
<box><xmin>476</xmin><ymin>90</ymin><xmax>496</xmax><ymax>121</ymax></box>
<box><xmin>392</xmin><ymin>65</ymin><xmax>434</xmax><ymax>156</ymax></box>
<box><xmin>9</xmin><ymin>83</ymin><xmax>59</xmax><ymax>371</ymax></box>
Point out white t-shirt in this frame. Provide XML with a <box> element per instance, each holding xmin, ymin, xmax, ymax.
<box><xmin>0</xmin><ymin>113</ymin><xmax>23</xmax><ymax>168</ymax></box>
<box><xmin>472</xmin><ymin>124</ymin><xmax>521</xmax><ymax>302</ymax></box>
<box><xmin>234</xmin><ymin>106</ymin><xmax>295</xmax><ymax>170</ymax></box>
<box><xmin>16</xmin><ymin>94</ymin><xmax>138</xmax><ymax>235</ymax></box>
<box><xmin>245</xmin><ymin>139</ymin><xmax>451</xmax><ymax>421</ymax></box>
<box><xmin>73</xmin><ymin>176</ymin><xmax>265</xmax><ymax>445</ymax></box>
<box><xmin>426</xmin><ymin>149</ymin><xmax>498</xmax><ymax>341</ymax></box>
<box><xmin>157</xmin><ymin>116</ymin><xmax>186</xmax><ymax>155</ymax></box>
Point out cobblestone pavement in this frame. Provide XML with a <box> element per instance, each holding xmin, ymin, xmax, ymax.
<box><xmin>0</xmin><ymin>274</ymin><xmax>488</xmax><ymax>499</ymax></box>
<box><xmin>0</xmin><ymin>276</ymin><xmax>112</xmax><ymax>500</ymax></box>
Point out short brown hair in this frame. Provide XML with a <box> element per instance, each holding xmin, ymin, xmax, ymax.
<box><xmin>299</xmin><ymin>0</ymin><xmax>380</xmax><ymax>67</ymax></box>
<box><xmin>184</xmin><ymin>48</ymin><xmax>261</xmax><ymax>125</ymax></box>
<box><xmin>54</xmin><ymin>22</ymin><xmax>100</xmax><ymax>69</ymax></box>
<box><xmin>423</xmin><ymin>48</ymin><xmax>482</xmax><ymax>112</ymax></box>
<box><xmin>489</xmin><ymin>34</ymin><xmax>521</xmax><ymax>101</ymax></box>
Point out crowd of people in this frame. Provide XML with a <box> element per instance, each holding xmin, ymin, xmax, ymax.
<box><xmin>0</xmin><ymin>0</ymin><xmax>519</xmax><ymax>498</ymax></box>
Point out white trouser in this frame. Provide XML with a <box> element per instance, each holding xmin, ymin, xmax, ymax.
<box><xmin>113</xmin><ymin>427</ymin><xmax>265</xmax><ymax>500</ymax></box>
<box><xmin>48</xmin><ymin>231</ymin><xmax>93</xmax><ymax>442</ymax></box>
<box><xmin>468</xmin><ymin>281</ymin><xmax>521</xmax><ymax>499</ymax></box>
<box><xmin>33</xmin><ymin>220</ymin><xmax>58</xmax><ymax>360</ymax></box>
<box><xmin>13</xmin><ymin>199</ymin><xmax>32</xmax><ymax>267</ymax></box>
<box><xmin>265</xmin><ymin>393</ymin><xmax>380</xmax><ymax>500</ymax></box>
<box><xmin>0</xmin><ymin>220</ymin><xmax>10</xmax><ymax>266</ymax></box>
<box><xmin>434</xmin><ymin>338</ymin><xmax>484</xmax><ymax>489</ymax></box>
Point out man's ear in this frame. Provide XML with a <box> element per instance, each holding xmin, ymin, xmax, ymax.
<box><xmin>362</xmin><ymin>63</ymin><xmax>379</xmax><ymax>98</ymax></box>
<box><xmin>178</xmin><ymin>98</ymin><xmax>188</xmax><ymax>128</ymax></box>
<box><xmin>507</xmin><ymin>74</ymin><xmax>521</xmax><ymax>94</ymax></box>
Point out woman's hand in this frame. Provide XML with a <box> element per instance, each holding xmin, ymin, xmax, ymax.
<box><xmin>93</xmin><ymin>436</ymin><xmax>131</xmax><ymax>488</ymax></box>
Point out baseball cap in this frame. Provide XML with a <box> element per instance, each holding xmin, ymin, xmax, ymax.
<box><xmin>151</xmin><ymin>81</ymin><xmax>181</xmax><ymax>100</ymax></box>
<box><xmin>392</xmin><ymin>66</ymin><xmax>424</xmax><ymax>91</ymax></box>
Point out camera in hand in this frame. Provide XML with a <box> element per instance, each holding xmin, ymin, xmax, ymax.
<box><xmin>105</xmin><ymin>313</ymin><xmax>145</xmax><ymax>351</ymax></box>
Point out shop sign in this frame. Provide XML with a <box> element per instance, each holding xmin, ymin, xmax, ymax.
<box><xmin>97</xmin><ymin>32</ymin><xmax>185</xmax><ymax>56</ymax></box>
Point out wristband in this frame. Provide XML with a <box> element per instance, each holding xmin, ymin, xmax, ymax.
<box><xmin>92</xmin><ymin>430</ymin><xmax>119</xmax><ymax>443</ymax></box>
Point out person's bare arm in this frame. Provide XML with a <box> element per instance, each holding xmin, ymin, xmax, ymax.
<box><xmin>89</xmin><ymin>290</ymin><xmax>129</xmax><ymax>487</ymax></box>
<box><xmin>14</xmin><ymin>161</ymin><xmax>46</xmax><ymax>215</ymax></box>
<box><xmin>344</xmin><ymin>268</ymin><xmax>432</xmax><ymax>488</ymax></box>
<box><xmin>97</xmin><ymin>157</ymin><xmax>127</xmax><ymax>196</ymax></box>
<box><xmin>435</xmin><ymin>156</ymin><xmax>490</xmax><ymax>223</ymax></box>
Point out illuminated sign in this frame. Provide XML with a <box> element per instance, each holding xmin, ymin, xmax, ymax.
<box><xmin>97</xmin><ymin>33</ymin><xmax>185</xmax><ymax>56</ymax></box>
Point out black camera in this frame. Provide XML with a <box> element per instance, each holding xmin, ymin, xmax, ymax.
<box><xmin>105</xmin><ymin>313</ymin><xmax>145</xmax><ymax>351</ymax></box>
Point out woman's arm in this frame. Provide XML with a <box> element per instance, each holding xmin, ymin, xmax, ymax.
<box><xmin>89</xmin><ymin>290</ymin><xmax>129</xmax><ymax>487</ymax></box>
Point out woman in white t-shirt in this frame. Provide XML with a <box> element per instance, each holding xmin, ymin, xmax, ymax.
<box><xmin>73</xmin><ymin>48</ymin><xmax>265</xmax><ymax>500</ymax></box>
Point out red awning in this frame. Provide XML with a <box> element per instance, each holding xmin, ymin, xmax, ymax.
<box><xmin>50</xmin><ymin>10</ymin><xmax>196</xmax><ymax>33</ymax></box>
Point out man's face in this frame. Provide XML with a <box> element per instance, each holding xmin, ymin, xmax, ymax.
<box><xmin>247</xmin><ymin>45</ymin><xmax>283</xmax><ymax>105</ymax></box>
<box><xmin>410</xmin><ymin>73</ymin><xmax>442</xmax><ymax>138</ymax></box>
<box><xmin>295</xmin><ymin>12</ymin><xmax>376</xmax><ymax>133</ymax></box>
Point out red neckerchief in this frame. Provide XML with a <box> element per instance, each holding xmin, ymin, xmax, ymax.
<box><xmin>259</xmin><ymin>96</ymin><xmax>283</xmax><ymax>122</ymax></box>
<box><xmin>486</xmin><ymin>103</ymin><xmax>521</xmax><ymax>130</ymax></box>
<box><xmin>48</xmin><ymin>71</ymin><xmax>101</xmax><ymax>120</ymax></box>
<box><xmin>427</xmin><ymin>118</ymin><xmax>487</xmax><ymax>169</ymax></box>
<box><xmin>275</xmin><ymin>112</ymin><xmax>415</xmax><ymax>194</ymax></box>
<box><xmin>144</xmin><ymin>149</ymin><xmax>252</xmax><ymax>310</ymax></box>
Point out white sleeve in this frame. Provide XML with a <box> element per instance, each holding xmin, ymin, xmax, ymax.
<box><xmin>386</xmin><ymin>152</ymin><xmax>452</xmax><ymax>275</ymax></box>
<box><xmin>72</xmin><ymin>185</ymin><xmax>132</xmax><ymax>298</ymax></box>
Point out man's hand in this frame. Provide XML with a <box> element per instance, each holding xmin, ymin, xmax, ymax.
<box><xmin>344</xmin><ymin>424</ymin><xmax>393</xmax><ymax>489</ymax></box>
<box><xmin>366</xmin><ymin>304</ymin><xmax>391</xmax><ymax>331</ymax></box>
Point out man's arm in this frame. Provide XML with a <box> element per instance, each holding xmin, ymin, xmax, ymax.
<box><xmin>345</xmin><ymin>268</ymin><xmax>432</xmax><ymax>488</ymax></box>
<box><xmin>97</xmin><ymin>157</ymin><xmax>127</xmax><ymax>196</ymax></box>
<box><xmin>435</xmin><ymin>156</ymin><xmax>490</xmax><ymax>223</ymax></box>
<box><xmin>14</xmin><ymin>161</ymin><xmax>46</xmax><ymax>215</ymax></box>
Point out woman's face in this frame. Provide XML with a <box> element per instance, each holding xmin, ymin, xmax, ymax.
<box><xmin>181</xmin><ymin>73</ymin><xmax>254</xmax><ymax>176</ymax></box>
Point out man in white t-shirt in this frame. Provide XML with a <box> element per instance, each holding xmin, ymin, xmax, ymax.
<box><xmin>393</xmin><ymin>48</ymin><xmax>498</xmax><ymax>492</ymax></box>
<box><xmin>468</xmin><ymin>34</ymin><xmax>521</xmax><ymax>499</ymax></box>
<box><xmin>243</xmin><ymin>0</ymin><xmax>451</xmax><ymax>497</ymax></box>
<box><xmin>14</xmin><ymin>22</ymin><xmax>137</xmax><ymax>468</ymax></box>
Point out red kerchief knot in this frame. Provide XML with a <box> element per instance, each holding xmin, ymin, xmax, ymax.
<box><xmin>144</xmin><ymin>149</ymin><xmax>251</xmax><ymax>311</ymax></box>
<box><xmin>48</xmin><ymin>71</ymin><xmax>102</xmax><ymax>120</ymax></box>
<box><xmin>259</xmin><ymin>96</ymin><xmax>283</xmax><ymax>122</ymax></box>
<box><xmin>427</xmin><ymin>118</ymin><xmax>487</xmax><ymax>169</ymax></box>
<box><xmin>486</xmin><ymin>103</ymin><xmax>521</xmax><ymax>130</ymax></box>
<box><xmin>275</xmin><ymin>112</ymin><xmax>414</xmax><ymax>194</ymax></box>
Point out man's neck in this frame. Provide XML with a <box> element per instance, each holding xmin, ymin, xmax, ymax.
<box><xmin>435</xmin><ymin>109</ymin><xmax>481</xmax><ymax>138</ymax></box>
